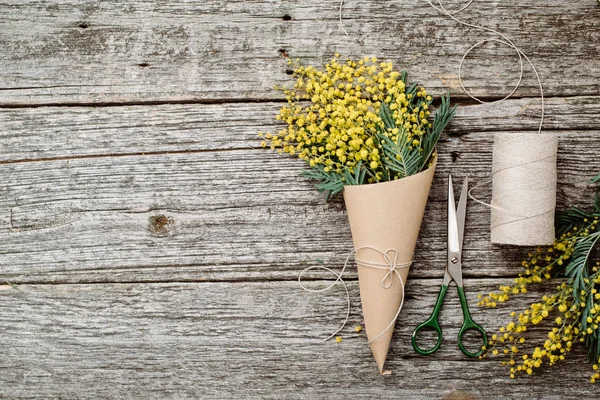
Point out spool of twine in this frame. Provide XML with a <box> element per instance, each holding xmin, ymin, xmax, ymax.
<box><xmin>490</xmin><ymin>133</ymin><xmax>558</xmax><ymax>246</ymax></box>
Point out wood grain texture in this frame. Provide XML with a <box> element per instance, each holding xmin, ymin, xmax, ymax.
<box><xmin>1</xmin><ymin>0</ymin><xmax>599</xmax><ymax>397</ymax></box>
<box><xmin>0</xmin><ymin>127</ymin><xmax>598</xmax><ymax>283</ymax></box>
<box><xmin>0</xmin><ymin>96</ymin><xmax>599</xmax><ymax>162</ymax></box>
<box><xmin>0</xmin><ymin>280</ymin><xmax>595</xmax><ymax>399</ymax></box>
<box><xmin>0</xmin><ymin>99</ymin><xmax>599</xmax><ymax>283</ymax></box>
<box><xmin>0</xmin><ymin>0</ymin><xmax>598</xmax><ymax>104</ymax></box>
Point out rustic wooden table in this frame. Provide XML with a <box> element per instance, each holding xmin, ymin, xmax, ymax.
<box><xmin>1</xmin><ymin>1</ymin><xmax>599</xmax><ymax>398</ymax></box>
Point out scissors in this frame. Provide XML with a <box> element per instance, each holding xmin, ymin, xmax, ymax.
<box><xmin>411</xmin><ymin>175</ymin><xmax>488</xmax><ymax>357</ymax></box>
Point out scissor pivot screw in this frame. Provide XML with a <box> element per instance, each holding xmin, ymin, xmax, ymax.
<box><xmin>451</xmin><ymin>257</ymin><xmax>458</xmax><ymax>264</ymax></box>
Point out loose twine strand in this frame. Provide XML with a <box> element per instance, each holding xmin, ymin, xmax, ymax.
<box><xmin>299</xmin><ymin>247</ymin><xmax>411</xmax><ymax>343</ymax></box>
<box><xmin>426</xmin><ymin>0</ymin><xmax>545</xmax><ymax>134</ymax></box>
<box><xmin>339</xmin><ymin>0</ymin><xmax>474</xmax><ymax>35</ymax></box>
<box><xmin>423</xmin><ymin>0</ymin><xmax>551</xmax><ymax>236</ymax></box>
<box><xmin>339</xmin><ymin>0</ymin><xmax>349</xmax><ymax>35</ymax></box>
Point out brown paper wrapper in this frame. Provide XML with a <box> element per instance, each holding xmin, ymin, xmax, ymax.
<box><xmin>342</xmin><ymin>157</ymin><xmax>437</xmax><ymax>373</ymax></box>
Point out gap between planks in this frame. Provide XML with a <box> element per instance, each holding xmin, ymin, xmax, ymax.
<box><xmin>0</xmin><ymin>275</ymin><xmax>524</xmax><ymax>287</ymax></box>
<box><xmin>0</xmin><ymin>147</ymin><xmax>257</xmax><ymax>166</ymax></box>
<box><xmin>0</xmin><ymin>97</ymin><xmax>282</xmax><ymax>109</ymax></box>
<box><xmin>0</xmin><ymin>94</ymin><xmax>577</xmax><ymax>109</ymax></box>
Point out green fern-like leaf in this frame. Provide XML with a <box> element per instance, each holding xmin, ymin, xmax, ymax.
<box><xmin>556</xmin><ymin>207</ymin><xmax>594</xmax><ymax>237</ymax></box>
<box><xmin>564</xmin><ymin>231</ymin><xmax>599</xmax><ymax>362</ymax></box>
<box><xmin>378</xmin><ymin>102</ymin><xmax>423</xmax><ymax>177</ymax></box>
<box><xmin>379</xmin><ymin>101</ymin><xmax>396</xmax><ymax>131</ymax></box>
<box><xmin>379</xmin><ymin>131</ymin><xmax>421</xmax><ymax>178</ymax></box>
<box><xmin>590</xmin><ymin>173</ymin><xmax>600</xmax><ymax>213</ymax></box>
<box><xmin>400</xmin><ymin>71</ymin><xmax>408</xmax><ymax>85</ymax></box>
<box><xmin>421</xmin><ymin>92</ymin><xmax>456</xmax><ymax>170</ymax></box>
<box><xmin>405</xmin><ymin>82</ymin><xmax>418</xmax><ymax>99</ymax></box>
<box><xmin>564</xmin><ymin>235</ymin><xmax>590</xmax><ymax>295</ymax></box>
<box><xmin>376</xmin><ymin>92</ymin><xmax>456</xmax><ymax>179</ymax></box>
<box><xmin>343</xmin><ymin>161</ymin><xmax>367</xmax><ymax>186</ymax></box>
<box><xmin>557</xmin><ymin>172</ymin><xmax>600</xmax><ymax>363</ymax></box>
<box><xmin>301</xmin><ymin>166</ymin><xmax>344</xmax><ymax>200</ymax></box>
<box><xmin>302</xmin><ymin>161</ymin><xmax>369</xmax><ymax>200</ymax></box>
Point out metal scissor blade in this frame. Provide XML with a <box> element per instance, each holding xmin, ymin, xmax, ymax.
<box><xmin>447</xmin><ymin>175</ymin><xmax>460</xmax><ymax>255</ymax></box>
<box><xmin>456</xmin><ymin>176</ymin><xmax>468</xmax><ymax>252</ymax></box>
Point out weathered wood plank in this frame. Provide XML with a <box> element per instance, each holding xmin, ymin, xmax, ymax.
<box><xmin>0</xmin><ymin>97</ymin><xmax>598</xmax><ymax>162</ymax></box>
<box><xmin>0</xmin><ymin>1</ymin><xmax>598</xmax><ymax>398</ymax></box>
<box><xmin>0</xmin><ymin>280</ymin><xmax>594</xmax><ymax>399</ymax></box>
<box><xmin>0</xmin><ymin>0</ymin><xmax>598</xmax><ymax>104</ymax></box>
<box><xmin>0</xmin><ymin>128</ymin><xmax>598</xmax><ymax>284</ymax></box>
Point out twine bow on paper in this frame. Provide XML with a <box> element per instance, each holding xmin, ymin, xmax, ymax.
<box><xmin>298</xmin><ymin>246</ymin><xmax>412</xmax><ymax>343</ymax></box>
<box><xmin>376</xmin><ymin>249</ymin><xmax>402</xmax><ymax>289</ymax></box>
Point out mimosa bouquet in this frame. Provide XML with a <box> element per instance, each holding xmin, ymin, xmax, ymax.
<box><xmin>260</xmin><ymin>54</ymin><xmax>456</xmax><ymax>372</ymax></box>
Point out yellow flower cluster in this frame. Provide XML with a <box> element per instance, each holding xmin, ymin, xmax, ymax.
<box><xmin>479</xmin><ymin>217</ymin><xmax>600</xmax><ymax>382</ymax></box>
<box><xmin>259</xmin><ymin>54</ymin><xmax>434</xmax><ymax>182</ymax></box>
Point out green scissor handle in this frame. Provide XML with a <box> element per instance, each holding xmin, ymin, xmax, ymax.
<box><xmin>456</xmin><ymin>285</ymin><xmax>488</xmax><ymax>358</ymax></box>
<box><xmin>412</xmin><ymin>284</ymin><xmax>488</xmax><ymax>357</ymax></box>
<box><xmin>411</xmin><ymin>284</ymin><xmax>448</xmax><ymax>355</ymax></box>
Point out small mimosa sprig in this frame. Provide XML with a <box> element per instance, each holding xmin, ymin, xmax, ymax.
<box><xmin>479</xmin><ymin>172</ymin><xmax>600</xmax><ymax>382</ymax></box>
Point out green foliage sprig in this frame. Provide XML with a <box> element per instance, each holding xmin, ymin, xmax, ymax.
<box><xmin>259</xmin><ymin>55</ymin><xmax>456</xmax><ymax>199</ymax></box>
<box><xmin>479</xmin><ymin>173</ymin><xmax>600</xmax><ymax>383</ymax></box>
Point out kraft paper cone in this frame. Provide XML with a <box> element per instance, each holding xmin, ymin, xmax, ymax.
<box><xmin>343</xmin><ymin>157</ymin><xmax>437</xmax><ymax>373</ymax></box>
